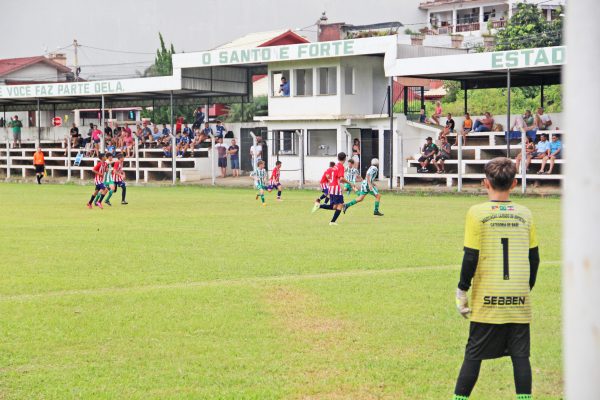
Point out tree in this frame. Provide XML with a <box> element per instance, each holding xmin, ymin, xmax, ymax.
<box><xmin>143</xmin><ymin>33</ymin><xmax>174</xmax><ymax>77</ymax></box>
<box><xmin>225</xmin><ymin>96</ymin><xmax>268</xmax><ymax>123</ymax></box>
<box><xmin>495</xmin><ymin>3</ymin><xmax>563</xmax><ymax>51</ymax></box>
<box><xmin>443</xmin><ymin>80</ymin><xmax>461</xmax><ymax>103</ymax></box>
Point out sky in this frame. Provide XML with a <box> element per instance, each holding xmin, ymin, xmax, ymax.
<box><xmin>2</xmin><ymin>0</ymin><xmax>425</xmax><ymax>80</ymax></box>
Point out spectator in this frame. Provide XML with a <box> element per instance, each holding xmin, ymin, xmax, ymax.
<box><xmin>159</xmin><ymin>125</ymin><xmax>172</xmax><ymax>147</ymax></box>
<box><xmin>183</xmin><ymin>123</ymin><xmax>193</xmax><ymax>137</ymax></box>
<box><xmin>515</xmin><ymin>136</ymin><xmax>535</xmax><ymax>174</ymax></box>
<box><xmin>352</xmin><ymin>138</ymin><xmax>361</xmax><ymax>168</ymax></box>
<box><xmin>106</xmin><ymin>138</ymin><xmax>117</xmax><ymax>156</ymax></box>
<box><xmin>460</xmin><ymin>112</ymin><xmax>473</xmax><ymax>145</ymax></box>
<box><xmin>510</xmin><ymin>114</ymin><xmax>537</xmax><ymax>142</ymax></box>
<box><xmin>431</xmin><ymin>101</ymin><xmax>442</xmax><ymax>125</ymax></box>
<box><xmin>7</xmin><ymin>115</ymin><xmax>23</xmax><ymax>148</ymax></box>
<box><xmin>439</xmin><ymin>113</ymin><xmax>455</xmax><ymax>139</ymax></box>
<box><xmin>33</xmin><ymin>147</ymin><xmax>45</xmax><ymax>184</ymax></box>
<box><xmin>104</xmin><ymin>122</ymin><xmax>113</xmax><ymax>138</ymax></box>
<box><xmin>228</xmin><ymin>138</ymin><xmax>240</xmax><ymax>177</ymax></box>
<box><xmin>175</xmin><ymin>115</ymin><xmax>184</xmax><ymax>134</ymax></box>
<box><xmin>162</xmin><ymin>143</ymin><xmax>173</xmax><ymax>158</ymax></box>
<box><xmin>122</xmin><ymin>131</ymin><xmax>134</xmax><ymax>158</ymax></box>
<box><xmin>142</xmin><ymin>122</ymin><xmax>152</xmax><ymax>146</ymax></box>
<box><xmin>532</xmin><ymin>134</ymin><xmax>551</xmax><ymax>174</ymax></box>
<box><xmin>250</xmin><ymin>137</ymin><xmax>263</xmax><ymax>169</ymax></box>
<box><xmin>90</xmin><ymin>125</ymin><xmax>103</xmax><ymax>158</ymax></box>
<box><xmin>418</xmin><ymin>136</ymin><xmax>438</xmax><ymax>173</ymax></box>
<box><xmin>434</xmin><ymin>135</ymin><xmax>452</xmax><ymax>174</ymax></box>
<box><xmin>523</xmin><ymin>109</ymin><xmax>535</xmax><ymax>127</ymax></box>
<box><xmin>200</xmin><ymin>122</ymin><xmax>213</xmax><ymax>143</ymax></box>
<box><xmin>176</xmin><ymin>131</ymin><xmax>191</xmax><ymax>157</ymax></box>
<box><xmin>215</xmin><ymin>120</ymin><xmax>226</xmax><ymax>138</ymax></box>
<box><xmin>473</xmin><ymin>112</ymin><xmax>494</xmax><ymax>132</ymax></box>
<box><xmin>192</xmin><ymin>107</ymin><xmax>205</xmax><ymax>129</ymax></box>
<box><xmin>418</xmin><ymin>107</ymin><xmax>428</xmax><ymax>124</ymax></box>
<box><xmin>535</xmin><ymin>107</ymin><xmax>552</xmax><ymax>130</ymax></box>
<box><xmin>541</xmin><ymin>134</ymin><xmax>562</xmax><ymax>174</ymax></box>
<box><xmin>151</xmin><ymin>124</ymin><xmax>162</xmax><ymax>145</ymax></box>
<box><xmin>69</xmin><ymin>123</ymin><xmax>81</xmax><ymax>148</ymax></box>
<box><xmin>278</xmin><ymin>76</ymin><xmax>290</xmax><ymax>96</ymax></box>
<box><xmin>215</xmin><ymin>137</ymin><xmax>228</xmax><ymax>177</ymax></box>
<box><xmin>161</xmin><ymin>124</ymin><xmax>171</xmax><ymax>137</ymax></box>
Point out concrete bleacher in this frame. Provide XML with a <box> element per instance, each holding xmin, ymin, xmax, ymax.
<box><xmin>0</xmin><ymin>140</ymin><xmax>213</xmax><ymax>182</ymax></box>
<box><xmin>402</xmin><ymin>122</ymin><xmax>564</xmax><ymax>188</ymax></box>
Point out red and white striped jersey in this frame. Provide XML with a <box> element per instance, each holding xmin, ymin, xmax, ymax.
<box><xmin>328</xmin><ymin>162</ymin><xmax>345</xmax><ymax>195</ymax></box>
<box><xmin>269</xmin><ymin>166</ymin><xmax>280</xmax><ymax>185</ymax></box>
<box><xmin>93</xmin><ymin>161</ymin><xmax>107</xmax><ymax>184</ymax></box>
<box><xmin>112</xmin><ymin>160</ymin><xmax>124</xmax><ymax>182</ymax></box>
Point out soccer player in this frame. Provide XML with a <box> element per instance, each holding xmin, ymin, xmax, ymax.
<box><xmin>101</xmin><ymin>153</ymin><xmax>117</xmax><ymax>206</ymax></box>
<box><xmin>343</xmin><ymin>158</ymin><xmax>360</xmax><ymax>196</ymax></box>
<box><xmin>314</xmin><ymin>161</ymin><xmax>336</xmax><ymax>206</ymax></box>
<box><xmin>343</xmin><ymin>158</ymin><xmax>383</xmax><ymax>216</ymax></box>
<box><xmin>112</xmin><ymin>153</ymin><xmax>128</xmax><ymax>205</ymax></box>
<box><xmin>452</xmin><ymin>157</ymin><xmax>539</xmax><ymax>400</ymax></box>
<box><xmin>87</xmin><ymin>153</ymin><xmax>108</xmax><ymax>209</ymax></box>
<box><xmin>267</xmin><ymin>161</ymin><xmax>283</xmax><ymax>201</ymax></box>
<box><xmin>250</xmin><ymin>160</ymin><xmax>268</xmax><ymax>206</ymax></box>
<box><xmin>313</xmin><ymin>152</ymin><xmax>349</xmax><ymax>226</ymax></box>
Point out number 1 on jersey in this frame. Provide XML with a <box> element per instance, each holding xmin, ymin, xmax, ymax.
<box><xmin>501</xmin><ymin>238</ymin><xmax>510</xmax><ymax>280</ymax></box>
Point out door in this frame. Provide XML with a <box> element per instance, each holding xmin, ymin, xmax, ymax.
<box><xmin>360</xmin><ymin>129</ymin><xmax>379</xmax><ymax>177</ymax></box>
<box><xmin>383</xmin><ymin>130</ymin><xmax>391</xmax><ymax>177</ymax></box>
<box><xmin>240</xmin><ymin>127</ymin><xmax>267</xmax><ymax>172</ymax></box>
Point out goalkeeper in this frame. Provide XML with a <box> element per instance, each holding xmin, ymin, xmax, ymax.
<box><xmin>452</xmin><ymin>157</ymin><xmax>540</xmax><ymax>400</ymax></box>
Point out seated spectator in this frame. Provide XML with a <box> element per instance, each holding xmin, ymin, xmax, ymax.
<box><xmin>215</xmin><ymin>137</ymin><xmax>228</xmax><ymax>177</ymax></box>
<box><xmin>142</xmin><ymin>123</ymin><xmax>152</xmax><ymax>146</ymax></box>
<box><xmin>161</xmin><ymin>124</ymin><xmax>171</xmax><ymax>137</ymax></box>
<box><xmin>515</xmin><ymin>136</ymin><xmax>535</xmax><ymax>174</ymax></box>
<box><xmin>473</xmin><ymin>112</ymin><xmax>494</xmax><ymax>132</ymax></box>
<box><xmin>122</xmin><ymin>132</ymin><xmax>134</xmax><ymax>158</ymax></box>
<box><xmin>439</xmin><ymin>113</ymin><xmax>455</xmax><ymax>140</ymax></box>
<box><xmin>434</xmin><ymin>135</ymin><xmax>452</xmax><ymax>174</ymax></box>
<box><xmin>532</xmin><ymin>134</ymin><xmax>551</xmax><ymax>174</ymax></box>
<box><xmin>106</xmin><ymin>138</ymin><xmax>116</xmax><ymax>156</ymax></box>
<box><xmin>523</xmin><ymin>109</ymin><xmax>535</xmax><ymax>127</ymax></box>
<box><xmin>182</xmin><ymin>123</ymin><xmax>193</xmax><ymax>137</ymax></box>
<box><xmin>151</xmin><ymin>125</ymin><xmax>162</xmax><ymax>145</ymax></box>
<box><xmin>215</xmin><ymin>121</ymin><xmax>226</xmax><ymax>138</ymax></box>
<box><xmin>418</xmin><ymin>107</ymin><xmax>428</xmax><ymax>124</ymax></box>
<box><xmin>417</xmin><ymin>136</ymin><xmax>438</xmax><ymax>173</ymax></box>
<box><xmin>460</xmin><ymin>112</ymin><xmax>473</xmax><ymax>145</ymax></box>
<box><xmin>70</xmin><ymin>123</ymin><xmax>81</xmax><ymax>148</ymax></box>
<box><xmin>431</xmin><ymin>101</ymin><xmax>442</xmax><ymax>125</ymax></box>
<box><xmin>541</xmin><ymin>134</ymin><xmax>562</xmax><ymax>174</ymax></box>
<box><xmin>192</xmin><ymin>107</ymin><xmax>205</xmax><ymax>130</ymax></box>
<box><xmin>535</xmin><ymin>107</ymin><xmax>552</xmax><ymax>130</ymax></box>
<box><xmin>176</xmin><ymin>131</ymin><xmax>191</xmax><ymax>157</ymax></box>
<box><xmin>104</xmin><ymin>122</ymin><xmax>113</xmax><ymax>140</ymax></box>
<box><xmin>162</xmin><ymin>143</ymin><xmax>173</xmax><ymax>158</ymax></box>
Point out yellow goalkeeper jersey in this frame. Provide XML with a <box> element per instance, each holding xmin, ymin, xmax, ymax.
<box><xmin>464</xmin><ymin>201</ymin><xmax>538</xmax><ymax>324</ymax></box>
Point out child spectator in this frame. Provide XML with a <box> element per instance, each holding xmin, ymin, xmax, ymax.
<box><xmin>532</xmin><ymin>134</ymin><xmax>551</xmax><ymax>174</ymax></box>
<box><xmin>419</xmin><ymin>107</ymin><xmax>428</xmax><ymax>124</ymax></box>
<box><xmin>515</xmin><ymin>136</ymin><xmax>535</xmax><ymax>174</ymax></box>
<box><xmin>461</xmin><ymin>112</ymin><xmax>473</xmax><ymax>145</ymax></box>
<box><xmin>418</xmin><ymin>136</ymin><xmax>438</xmax><ymax>173</ymax></box>
<box><xmin>431</xmin><ymin>101</ymin><xmax>442</xmax><ymax>125</ymax></box>
<box><xmin>434</xmin><ymin>136</ymin><xmax>452</xmax><ymax>174</ymax></box>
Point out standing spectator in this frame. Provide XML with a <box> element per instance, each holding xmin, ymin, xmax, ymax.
<box><xmin>8</xmin><ymin>115</ymin><xmax>23</xmax><ymax>148</ymax></box>
<box><xmin>515</xmin><ymin>136</ymin><xmax>535</xmax><ymax>174</ymax></box>
<box><xmin>175</xmin><ymin>115</ymin><xmax>184</xmax><ymax>134</ymax></box>
<box><xmin>89</xmin><ymin>125</ymin><xmax>103</xmax><ymax>157</ymax></box>
<box><xmin>250</xmin><ymin>137</ymin><xmax>263</xmax><ymax>169</ymax></box>
<box><xmin>33</xmin><ymin>147</ymin><xmax>45</xmax><ymax>184</ymax></box>
<box><xmin>418</xmin><ymin>136</ymin><xmax>438</xmax><ymax>173</ymax></box>
<box><xmin>532</xmin><ymin>134</ymin><xmax>551</xmax><ymax>174</ymax></box>
<box><xmin>541</xmin><ymin>134</ymin><xmax>562</xmax><ymax>174</ymax></box>
<box><xmin>215</xmin><ymin>137</ymin><xmax>228</xmax><ymax>177</ymax></box>
<box><xmin>431</xmin><ymin>101</ymin><xmax>442</xmax><ymax>125</ymax></box>
<box><xmin>228</xmin><ymin>138</ymin><xmax>240</xmax><ymax>177</ymax></box>
<box><xmin>215</xmin><ymin>121</ymin><xmax>226</xmax><ymax>138</ymax></box>
<box><xmin>192</xmin><ymin>107</ymin><xmax>205</xmax><ymax>129</ymax></box>
<box><xmin>69</xmin><ymin>123</ymin><xmax>81</xmax><ymax>148</ymax></box>
<box><xmin>535</xmin><ymin>107</ymin><xmax>552</xmax><ymax>130</ymax></box>
<box><xmin>461</xmin><ymin>112</ymin><xmax>473</xmax><ymax>145</ymax></box>
<box><xmin>473</xmin><ymin>112</ymin><xmax>494</xmax><ymax>132</ymax></box>
<box><xmin>352</xmin><ymin>138</ymin><xmax>361</xmax><ymax>168</ymax></box>
<box><xmin>278</xmin><ymin>77</ymin><xmax>290</xmax><ymax>96</ymax></box>
<box><xmin>434</xmin><ymin>135</ymin><xmax>452</xmax><ymax>174</ymax></box>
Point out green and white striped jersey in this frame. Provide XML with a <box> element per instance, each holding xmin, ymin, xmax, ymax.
<box><xmin>361</xmin><ymin>166</ymin><xmax>378</xmax><ymax>192</ymax></box>
<box><xmin>345</xmin><ymin>167</ymin><xmax>360</xmax><ymax>184</ymax></box>
<box><xmin>251</xmin><ymin>168</ymin><xmax>268</xmax><ymax>185</ymax></box>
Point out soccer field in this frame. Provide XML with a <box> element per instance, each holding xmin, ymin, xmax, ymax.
<box><xmin>0</xmin><ymin>183</ymin><xmax>562</xmax><ymax>399</ymax></box>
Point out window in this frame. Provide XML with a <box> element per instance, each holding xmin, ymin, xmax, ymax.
<box><xmin>271</xmin><ymin>70</ymin><xmax>290</xmax><ymax>97</ymax></box>
<box><xmin>318</xmin><ymin>67</ymin><xmax>337</xmax><ymax>95</ymax></box>
<box><xmin>273</xmin><ymin>130</ymin><xmax>299</xmax><ymax>155</ymax></box>
<box><xmin>294</xmin><ymin>68</ymin><xmax>313</xmax><ymax>96</ymax></box>
<box><xmin>344</xmin><ymin>67</ymin><xmax>354</xmax><ymax>95</ymax></box>
<box><xmin>308</xmin><ymin>129</ymin><xmax>337</xmax><ymax>156</ymax></box>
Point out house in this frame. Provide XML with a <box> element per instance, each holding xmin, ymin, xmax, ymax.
<box><xmin>420</xmin><ymin>0</ymin><xmax>565</xmax><ymax>36</ymax></box>
<box><xmin>0</xmin><ymin>54</ymin><xmax>73</xmax><ymax>85</ymax></box>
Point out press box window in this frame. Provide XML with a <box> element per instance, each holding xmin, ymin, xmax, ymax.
<box><xmin>308</xmin><ymin>129</ymin><xmax>337</xmax><ymax>156</ymax></box>
<box><xmin>318</xmin><ymin>67</ymin><xmax>337</xmax><ymax>95</ymax></box>
<box><xmin>271</xmin><ymin>70</ymin><xmax>290</xmax><ymax>97</ymax></box>
<box><xmin>344</xmin><ymin>67</ymin><xmax>354</xmax><ymax>95</ymax></box>
<box><xmin>294</xmin><ymin>68</ymin><xmax>313</xmax><ymax>96</ymax></box>
<box><xmin>273</xmin><ymin>130</ymin><xmax>299</xmax><ymax>155</ymax></box>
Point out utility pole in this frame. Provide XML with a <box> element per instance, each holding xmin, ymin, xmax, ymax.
<box><xmin>73</xmin><ymin>39</ymin><xmax>80</xmax><ymax>81</ymax></box>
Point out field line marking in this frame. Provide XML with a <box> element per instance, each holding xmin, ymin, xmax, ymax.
<box><xmin>0</xmin><ymin>261</ymin><xmax>561</xmax><ymax>302</ymax></box>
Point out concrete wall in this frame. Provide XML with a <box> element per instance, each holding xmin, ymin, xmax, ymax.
<box><xmin>3</xmin><ymin>63</ymin><xmax>61</xmax><ymax>82</ymax></box>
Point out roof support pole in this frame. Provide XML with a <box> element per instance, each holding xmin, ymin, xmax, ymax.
<box><xmin>388</xmin><ymin>76</ymin><xmax>394</xmax><ymax>190</ymax></box>
<box><xmin>37</xmin><ymin>98</ymin><xmax>41</xmax><ymax>145</ymax></box>
<box><xmin>564</xmin><ymin>0</ymin><xmax>600</xmax><ymax>396</ymax></box>
<box><xmin>540</xmin><ymin>83</ymin><xmax>545</xmax><ymax>109</ymax></box>
<box><xmin>170</xmin><ymin>90</ymin><xmax>175</xmax><ymax>185</ymax></box>
<box><xmin>100</xmin><ymin>95</ymin><xmax>105</xmax><ymax>153</ymax></box>
<box><xmin>506</xmin><ymin>68</ymin><xmax>511</xmax><ymax>157</ymax></box>
<box><xmin>463</xmin><ymin>82</ymin><xmax>468</xmax><ymax>115</ymax></box>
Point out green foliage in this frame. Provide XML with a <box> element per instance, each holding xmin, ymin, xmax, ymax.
<box><xmin>0</xmin><ymin>184</ymin><xmax>563</xmax><ymax>398</ymax></box>
<box><xmin>495</xmin><ymin>3</ymin><xmax>563</xmax><ymax>51</ymax></box>
<box><xmin>143</xmin><ymin>33</ymin><xmax>174</xmax><ymax>77</ymax></box>
<box><xmin>443</xmin><ymin>81</ymin><xmax>461</xmax><ymax>103</ymax></box>
<box><xmin>140</xmin><ymin>104</ymin><xmax>199</xmax><ymax>125</ymax></box>
<box><xmin>225</xmin><ymin>95</ymin><xmax>268</xmax><ymax>123</ymax></box>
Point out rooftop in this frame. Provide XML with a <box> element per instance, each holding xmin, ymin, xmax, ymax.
<box><xmin>0</xmin><ymin>56</ymin><xmax>72</xmax><ymax>77</ymax></box>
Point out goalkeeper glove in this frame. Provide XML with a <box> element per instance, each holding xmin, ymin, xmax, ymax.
<box><xmin>455</xmin><ymin>288</ymin><xmax>471</xmax><ymax>319</ymax></box>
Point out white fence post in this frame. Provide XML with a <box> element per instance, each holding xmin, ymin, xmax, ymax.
<box><xmin>398</xmin><ymin>134</ymin><xmax>404</xmax><ymax>190</ymax></box>
<box><xmin>249</xmin><ymin>131</ymin><xmax>257</xmax><ymax>171</ymax></box>
<box><xmin>520</xmin><ymin>128</ymin><xmax>526</xmax><ymax>194</ymax></box>
<box><xmin>134</xmin><ymin>135</ymin><xmax>140</xmax><ymax>184</ymax></box>
<box><xmin>171</xmin><ymin>134</ymin><xmax>176</xmax><ymax>185</ymax></box>
<box><xmin>298</xmin><ymin>130</ymin><xmax>304</xmax><ymax>189</ymax></box>
<box><xmin>210</xmin><ymin>134</ymin><xmax>216</xmax><ymax>186</ymax></box>
<box><xmin>67</xmin><ymin>135</ymin><xmax>71</xmax><ymax>182</ymax></box>
<box><xmin>5</xmin><ymin>136</ymin><xmax>10</xmax><ymax>179</ymax></box>
<box><xmin>457</xmin><ymin>133</ymin><xmax>463</xmax><ymax>192</ymax></box>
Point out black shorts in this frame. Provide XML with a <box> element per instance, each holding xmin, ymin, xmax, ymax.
<box><xmin>34</xmin><ymin>164</ymin><xmax>45</xmax><ymax>174</ymax></box>
<box><xmin>418</xmin><ymin>155</ymin><xmax>434</xmax><ymax>163</ymax></box>
<box><xmin>435</xmin><ymin>154</ymin><xmax>449</xmax><ymax>161</ymax></box>
<box><xmin>465</xmin><ymin>322</ymin><xmax>530</xmax><ymax>360</ymax></box>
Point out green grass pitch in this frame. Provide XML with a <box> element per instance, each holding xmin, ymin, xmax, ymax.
<box><xmin>0</xmin><ymin>183</ymin><xmax>562</xmax><ymax>399</ymax></box>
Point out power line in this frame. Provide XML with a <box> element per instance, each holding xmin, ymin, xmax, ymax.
<box><xmin>79</xmin><ymin>44</ymin><xmax>156</xmax><ymax>56</ymax></box>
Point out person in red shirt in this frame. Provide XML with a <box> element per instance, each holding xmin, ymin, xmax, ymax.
<box><xmin>314</xmin><ymin>161</ymin><xmax>336</xmax><ymax>205</ymax></box>
<box><xmin>175</xmin><ymin>116</ymin><xmax>184</xmax><ymax>134</ymax></box>
<box><xmin>87</xmin><ymin>153</ymin><xmax>109</xmax><ymax>209</ymax></box>
<box><xmin>312</xmin><ymin>152</ymin><xmax>350</xmax><ymax>225</ymax></box>
<box><xmin>267</xmin><ymin>161</ymin><xmax>283</xmax><ymax>201</ymax></box>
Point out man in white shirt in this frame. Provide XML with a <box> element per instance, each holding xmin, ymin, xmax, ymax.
<box><xmin>250</xmin><ymin>137</ymin><xmax>263</xmax><ymax>170</ymax></box>
<box><xmin>532</xmin><ymin>134</ymin><xmax>551</xmax><ymax>174</ymax></box>
<box><xmin>536</xmin><ymin>107</ymin><xmax>552</xmax><ymax>130</ymax></box>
